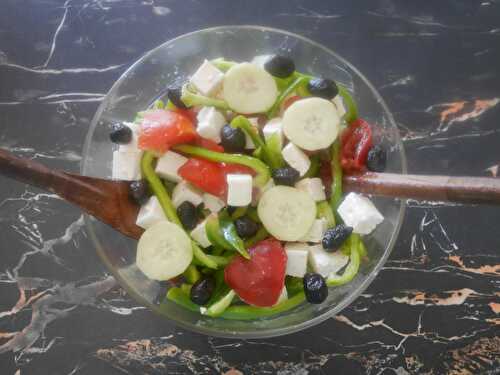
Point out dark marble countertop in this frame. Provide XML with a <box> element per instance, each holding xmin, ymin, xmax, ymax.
<box><xmin>1</xmin><ymin>1</ymin><xmax>499</xmax><ymax>374</ymax></box>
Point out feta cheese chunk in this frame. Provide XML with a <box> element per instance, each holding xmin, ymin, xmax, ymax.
<box><xmin>190</xmin><ymin>219</ymin><xmax>211</xmax><ymax>248</ymax></box>
<box><xmin>295</xmin><ymin>178</ymin><xmax>326</xmax><ymax>202</ymax></box>
<box><xmin>226</xmin><ymin>174</ymin><xmax>253</xmax><ymax>206</ymax></box>
<box><xmin>299</xmin><ymin>218</ymin><xmax>327</xmax><ymax>243</ymax></box>
<box><xmin>155</xmin><ymin>151</ymin><xmax>187</xmax><ymax>182</ymax></box>
<box><xmin>112</xmin><ymin>150</ymin><xmax>142</xmax><ymax>180</ymax></box>
<box><xmin>337</xmin><ymin>192</ymin><xmax>384</xmax><ymax>235</ymax></box>
<box><xmin>203</xmin><ymin>193</ymin><xmax>225</xmax><ymax>213</ymax></box>
<box><xmin>274</xmin><ymin>287</ymin><xmax>288</xmax><ymax>306</ymax></box>
<box><xmin>282</xmin><ymin>143</ymin><xmax>310</xmax><ymax>176</ymax></box>
<box><xmin>196</xmin><ymin>107</ymin><xmax>226</xmax><ymax>143</ymax></box>
<box><xmin>308</xmin><ymin>245</ymin><xmax>349</xmax><ymax>278</ymax></box>
<box><xmin>263</xmin><ymin>118</ymin><xmax>284</xmax><ymax>149</ymax></box>
<box><xmin>135</xmin><ymin>197</ymin><xmax>166</xmax><ymax>229</ymax></box>
<box><xmin>118</xmin><ymin>122</ymin><xmax>141</xmax><ymax>153</ymax></box>
<box><xmin>171</xmin><ymin>181</ymin><xmax>204</xmax><ymax>208</ymax></box>
<box><xmin>284</xmin><ymin>242</ymin><xmax>309</xmax><ymax>277</ymax></box>
<box><xmin>190</xmin><ymin>60</ymin><xmax>224</xmax><ymax>96</ymax></box>
<box><xmin>332</xmin><ymin>95</ymin><xmax>347</xmax><ymax>119</ymax></box>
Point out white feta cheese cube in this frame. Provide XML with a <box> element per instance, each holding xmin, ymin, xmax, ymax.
<box><xmin>262</xmin><ymin>118</ymin><xmax>284</xmax><ymax>149</ymax></box>
<box><xmin>203</xmin><ymin>193</ymin><xmax>225</xmax><ymax>213</ymax></box>
<box><xmin>284</xmin><ymin>242</ymin><xmax>309</xmax><ymax>277</ymax></box>
<box><xmin>135</xmin><ymin>196</ymin><xmax>166</xmax><ymax>229</ymax></box>
<box><xmin>332</xmin><ymin>95</ymin><xmax>347</xmax><ymax>119</ymax></box>
<box><xmin>299</xmin><ymin>218</ymin><xmax>327</xmax><ymax>243</ymax></box>
<box><xmin>226</xmin><ymin>174</ymin><xmax>253</xmax><ymax>207</ymax></box>
<box><xmin>308</xmin><ymin>245</ymin><xmax>349</xmax><ymax>278</ymax></box>
<box><xmin>171</xmin><ymin>181</ymin><xmax>204</xmax><ymax>208</ymax></box>
<box><xmin>337</xmin><ymin>192</ymin><xmax>384</xmax><ymax>235</ymax></box>
<box><xmin>282</xmin><ymin>143</ymin><xmax>311</xmax><ymax>176</ymax></box>
<box><xmin>155</xmin><ymin>151</ymin><xmax>187</xmax><ymax>182</ymax></box>
<box><xmin>112</xmin><ymin>150</ymin><xmax>142</xmax><ymax>180</ymax></box>
<box><xmin>189</xmin><ymin>60</ymin><xmax>224</xmax><ymax>96</ymax></box>
<box><xmin>295</xmin><ymin>178</ymin><xmax>326</xmax><ymax>202</ymax></box>
<box><xmin>274</xmin><ymin>287</ymin><xmax>288</xmax><ymax>306</ymax></box>
<box><xmin>196</xmin><ymin>107</ymin><xmax>226</xmax><ymax>143</ymax></box>
<box><xmin>190</xmin><ymin>219</ymin><xmax>211</xmax><ymax>248</ymax></box>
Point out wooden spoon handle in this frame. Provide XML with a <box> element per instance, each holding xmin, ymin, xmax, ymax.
<box><xmin>343</xmin><ymin>172</ymin><xmax>500</xmax><ymax>205</ymax></box>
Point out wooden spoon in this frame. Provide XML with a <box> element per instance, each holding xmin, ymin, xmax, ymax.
<box><xmin>1</xmin><ymin>148</ymin><xmax>499</xmax><ymax>240</ymax></box>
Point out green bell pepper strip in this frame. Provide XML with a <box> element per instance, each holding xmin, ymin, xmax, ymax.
<box><xmin>327</xmin><ymin>238</ymin><xmax>361</xmax><ymax>286</ymax></box>
<box><xmin>183</xmin><ymin>264</ymin><xmax>201</xmax><ymax>284</ymax></box>
<box><xmin>303</xmin><ymin>154</ymin><xmax>320</xmax><ymax>178</ymax></box>
<box><xmin>267</xmin><ymin>75</ymin><xmax>310</xmax><ymax>118</ymax></box>
<box><xmin>153</xmin><ymin>99</ymin><xmax>165</xmax><ymax>109</ymax></box>
<box><xmin>165</xmin><ymin>100</ymin><xmax>176</xmax><ymax>110</ymax></box>
<box><xmin>180</xmin><ymin>85</ymin><xmax>229</xmax><ymax>110</ymax></box>
<box><xmin>173</xmin><ymin>145</ymin><xmax>271</xmax><ymax>188</ymax></box>
<box><xmin>141</xmin><ymin>151</ymin><xmax>217</xmax><ymax>269</ymax></box>
<box><xmin>210</xmin><ymin>58</ymin><xmax>237</xmax><ymax>72</ymax></box>
<box><xmin>317</xmin><ymin>201</ymin><xmax>336</xmax><ymax>228</ymax></box>
<box><xmin>285</xmin><ymin>276</ymin><xmax>304</xmax><ymax>296</ymax></box>
<box><xmin>230</xmin><ymin>207</ymin><xmax>247</xmax><ymax>220</ymax></box>
<box><xmin>330</xmin><ymin>141</ymin><xmax>343</xmax><ymax>211</ymax></box>
<box><xmin>337</xmin><ymin>85</ymin><xmax>358</xmax><ymax>123</ymax></box>
<box><xmin>244</xmin><ymin>227</ymin><xmax>269</xmax><ymax>248</ymax></box>
<box><xmin>219</xmin><ymin>216</ymin><xmax>250</xmax><ymax>259</ymax></box>
<box><xmin>165</xmin><ymin>287</ymin><xmax>200</xmax><ymax>313</ymax></box>
<box><xmin>203</xmin><ymin>289</ymin><xmax>236</xmax><ymax>317</ymax></box>
<box><xmin>230</xmin><ymin>116</ymin><xmax>283</xmax><ymax>169</ymax></box>
<box><xmin>265</xmin><ymin>132</ymin><xmax>285</xmax><ymax>168</ymax></box>
<box><xmin>180</xmin><ymin>283</ymin><xmax>192</xmax><ymax>295</ymax></box>
<box><xmin>205</xmin><ymin>215</ymin><xmax>233</xmax><ymax>250</ymax></box>
<box><xmin>220</xmin><ymin>292</ymin><xmax>306</xmax><ymax>320</ymax></box>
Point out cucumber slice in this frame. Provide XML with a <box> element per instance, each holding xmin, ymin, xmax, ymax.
<box><xmin>136</xmin><ymin>221</ymin><xmax>193</xmax><ymax>281</ymax></box>
<box><xmin>282</xmin><ymin>97</ymin><xmax>340</xmax><ymax>151</ymax></box>
<box><xmin>223</xmin><ymin>63</ymin><xmax>278</xmax><ymax>114</ymax></box>
<box><xmin>257</xmin><ymin>186</ymin><xmax>316</xmax><ymax>241</ymax></box>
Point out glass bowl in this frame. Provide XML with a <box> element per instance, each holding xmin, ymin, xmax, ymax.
<box><xmin>82</xmin><ymin>25</ymin><xmax>406</xmax><ymax>338</ymax></box>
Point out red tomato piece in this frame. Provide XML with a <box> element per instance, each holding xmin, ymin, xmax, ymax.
<box><xmin>224</xmin><ymin>239</ymin><xmax>287</xmax><ymax>307</ymax></box>
<box><xmin>178</xmin><ymin>158</ymin><xmax>226</xmax><ymax>197</ymax></box>
<box><xmin>193</xmin><ymin>137</ymin><xmax>225</xmax><ymax>153</ymax></box>
<box><xmin>138</xmin><ymin>109</ymin><xmax>197</xmax><ymax>153</ymax></box>
<box><xmin>340</xmin><ymin>119</ymin><xmax>373</xmax><ymax>174</ymax></box>
<box><xmin>174</xmin><ymin>108</ymin><xmax>197</xmax><ymax>123</ymax></box>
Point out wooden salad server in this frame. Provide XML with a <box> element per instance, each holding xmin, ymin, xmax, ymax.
<box><xmin>0</xmin><ymin>148</ymin><xmax>499</xmax><ymax>240</ymax></box>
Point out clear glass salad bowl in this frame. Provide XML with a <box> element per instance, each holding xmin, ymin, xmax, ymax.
<box><xmin>82</xmin><ymin>25</ymin><xmax>406</xmax><ymax>338</ymax></box>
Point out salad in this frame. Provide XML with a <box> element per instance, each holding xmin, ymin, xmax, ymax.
<box><xmin>109</xmin><ymin>55</ymin><xmax>387</xmax><ymax>319</ymax></box>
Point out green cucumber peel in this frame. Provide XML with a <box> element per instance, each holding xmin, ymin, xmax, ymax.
<box><xmin>173</xmin><ymin>144</ymin><xmax>271</xmax><ymax>188</ymax></box>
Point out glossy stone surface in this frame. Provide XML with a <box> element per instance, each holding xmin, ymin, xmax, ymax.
<box><xmin>1</xmin><ymin>1</ymin><xmax>499</xmax><ymax>373</ymax></box>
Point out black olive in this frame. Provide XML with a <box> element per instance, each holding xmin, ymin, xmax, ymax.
<box><xmin>303</xmin><ymin>273</ymin><xmax>328</xmax><ymax>304</ymax></box>
<box><xmin>264</xmin><ymin>55</ymin><xmax>296</xmax><ymax>78</ymax></box>
<box><xmin>272</xmin><ymin>167</ymin><xmax>300</xmax><ymax>186</ymax></box>
<box><xmin>234</xmin><ymin>216</ymin><xmax>259</xmax><ymax>239</ymax></box>
<box><xmin>307</xmin><ymin>78</ymin><xmax>339</xmax><ymax>99</ymax></box>
<box><xmin>322</xmin><ymin>224</ymin><xmax>353</xmax><ymax>251</ymax></box>
<box><xmin>190</xmin><ymin>277</ymin><xmax>215</xmax><ymax>305</ymax></box>
<box><xmin>366</xmin><ymin>145</ymin><xmax>387</xmax><ymax>173</ymax></box>
<box><xmin>166</xmin><ymin>87</ymin><xmax>187</xmax><ymax>109</ymax></box>
<box><xmin>220</xmin><ymin>124</ymin><xmax>246</xmax><ymax>153</ymax></box>
<box><xmin>129</xmin><ymin>180</ymin><xmax>151</xmax><ymax>205</ymax></box>
<box><xmin>177</xmin><ymin>201</ymin><xmax>199</xmax><ymax>230</ymax></box>
<box><xmin>109</xmin><ymin>123</ymin><xmax>132</xmax><ymax>144</ymax></box>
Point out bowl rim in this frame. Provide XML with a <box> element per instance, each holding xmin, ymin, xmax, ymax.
<box><xmin>82</xmin><ymin>24</ymin><xmax>407</xmax><ymax>339</ymax></box>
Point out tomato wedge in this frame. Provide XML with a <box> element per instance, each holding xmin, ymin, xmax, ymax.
<box><xmin>178</xmin><ymin>158</ymin><xmax>226</xmax><ymax>197</ymax></box>
<box><xmin>224</xmin><ymin>239</ymin><xmax>287</xmax><ymax>307</ymax></box>
<box><xmin>340</xmin><ymin>118</ymin><xmax>373</xmax><ymax>173</ymax></box>
<box><xmin>193</xmin><ymin>137</ymin><xmax>225</xmax><ymax>153</ymax></box>
<box><xmin>138</xmin><ymin>109</ymin><xmax>197</xmax><ymax>153</ymax></box>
